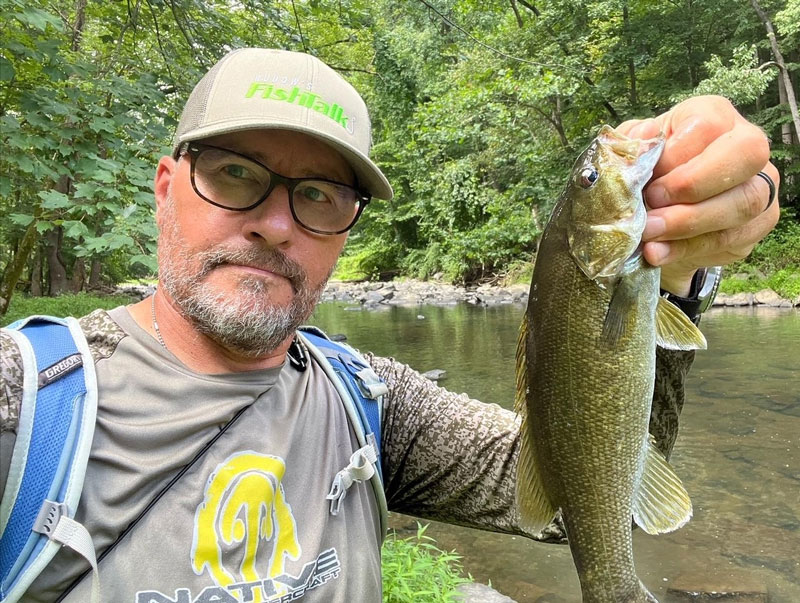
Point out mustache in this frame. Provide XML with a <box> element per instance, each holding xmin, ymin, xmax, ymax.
<box><xmin>195</xmin><ymin>246</ymin><xmax>308</xmax><ymax>291</ymax></box>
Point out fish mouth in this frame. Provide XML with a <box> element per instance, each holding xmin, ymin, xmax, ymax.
<box><xmin>597</xmin><ymin>125</ymin><xmax>665</xmax><ymax>189</ymax></box>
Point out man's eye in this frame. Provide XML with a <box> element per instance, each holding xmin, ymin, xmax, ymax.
<box><xmin>299</xmin><ymin>186</ymin><xmax>331</xmax><ymax>203</ymax></box>
<box><xmin>222</xmin><ymin>164</ymin><xmax>252</xmax><ymax>180</ymax></box>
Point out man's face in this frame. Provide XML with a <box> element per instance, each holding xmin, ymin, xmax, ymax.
<box><xmin>154</xmin><ymin>129</ymin><xmax>353</xmax><ymax>357</ymax></box>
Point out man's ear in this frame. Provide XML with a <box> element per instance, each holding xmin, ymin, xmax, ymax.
<box><xmin>154</xmin><ymin>155</ymin><xmax>177</xmax><ymax>222</ymax></box>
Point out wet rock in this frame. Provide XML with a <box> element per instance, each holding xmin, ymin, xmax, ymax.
<box><xmin>666</xmin><ymin>569</ymin><xmax>768</xmax><ymax>602</ymax></box>
<box><xmin>508</xmin><ymin>283</ymin><xmax>529</xmax><ymax>299</ymax></box>
<box><xmin>116</xmin><ymin>284</ymin><xmax>156</xmax><ymax>299</ymax></box>
<box><xmin>716</xmin><ymin>292</ymin><xmax>754</xmax><ymax>307</ymax></box>
<box><xmin>454</xmin><ymin>582</ymin><xmax>517</xmax><ymax>602</ymax></box>
<box><xmin>365</xmin><ymin>291</ymin><xmax>386</xmax><ymax>304</ymax></box>
<box><xmin>753</xmin><ymin>288</ymin><xmax>793</xmax><ymax>307</ymax></box>
<box><xmin>422</xmin><ymin>369</ymin><xmax>446</xmax><ymax>381</ymax></box>
<box><xmin>320</xmin><ymin>279</ymin><xmax>536</xmax><ymax>309</ymax></box>
<box><xmin>386</xmin><ymin>293</ymin><xmax>421</xmax><ymax>306</ymax></box>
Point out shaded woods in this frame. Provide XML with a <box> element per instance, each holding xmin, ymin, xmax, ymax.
<box><xmin>1</xmin><ymin>0</ymin><xmax>798</xmax><ymax>313</ymax></box>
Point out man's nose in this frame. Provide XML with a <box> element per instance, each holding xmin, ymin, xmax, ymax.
<box><xmin>241</xmin><ymin>185</ymin><xmax>296</xmax><ymax>246</ymax></box>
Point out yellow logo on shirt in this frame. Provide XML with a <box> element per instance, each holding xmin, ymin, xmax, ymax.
<box><xmin>191</xmin><ymin>452</ymin><xmax>301</xmax><ymax>601</ymax></box>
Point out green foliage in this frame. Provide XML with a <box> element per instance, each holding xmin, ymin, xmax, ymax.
<box><xmin>722</xmin><ymin>208</ymin><xmax>799</xmax><ymax>274</ymax></box>
<box><xmin>1</xmin><ymin>0</ymin><xmax>798</xmax><ymax>298</ymax></box>
<box><xmin>720</xmin><ymin>208</ymin><xmax>800</xmax><ymax>298</ymax></box>
<box><xmin>672</xmin><ymin>45</ymin><xmax>776</xmax><ymax>105</ymax></box>
<box><xmin>744</xmin><ymin>208</ymin><xmax>800</xmax><ymax>272</ymax></box>
<box><xmin>720</xmin><ymin>269</ymin><xmax>800</xmax><ymax>299</ymax></box>
<box><xmin>775</xmin><ymin>0</ymin><xmax>800</xmax><ymax>43</ymax></box>
<box><xmin>381</xmin><ymin>523</ymin><xmax>471</xmax><ymax>602</ymax></box>
<box><xmin>2</xmin><ymin>292</ymin><xmax>137</xmax><ymax>327</ymax></box>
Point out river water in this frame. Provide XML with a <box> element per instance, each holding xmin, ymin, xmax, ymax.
<box><xmin>310</xmin><ymin>302</ymin><xmax>800</xmax><ymax>602</ymax></box>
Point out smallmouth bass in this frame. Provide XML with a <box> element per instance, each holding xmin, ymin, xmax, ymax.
<box><xmin>515</xmin><ymin>126</ymin><xmax>707</xmax><ymax>603</ymax></box>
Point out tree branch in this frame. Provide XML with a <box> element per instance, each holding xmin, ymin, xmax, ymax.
<box><xmin>750</xmin><ymin>0</ymin><xmax>800</xmax><ymax>143</ymax></box>
<box><xmin>291</xmin><ymin>0</ymin><xmax>309</xmax><ymax>53</ymax></box>
<box><xmin>511</xmin><ymin>0</ymin><xmax>618</xmax><ymax>120</ymax></box>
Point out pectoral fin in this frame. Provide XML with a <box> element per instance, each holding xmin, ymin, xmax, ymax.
<box><xmin>655</xmin><ymin>296</ymin><xmax>707</xmax><ymax>350</ymax></box>
<box><xmin>633</xmin><ymin>436</ymin><xmax>693</xmax><ymax>534</ymax></box>
<box><xmin>602</xmin><ymin>276</ymin><xmax>638</xmax><ymax>347</ymax></box>
<box><xmin>514</xmin><ymin>313</ymin><xmax>557</xmax><ymax>529</ymax></box>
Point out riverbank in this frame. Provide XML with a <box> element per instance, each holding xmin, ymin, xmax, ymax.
<box><xmin>319</xmin><ymin>279</ymin><xmax>800</xmax><ymax>309</ymax></box>
<box><xmin>109</xmin><ymin>279</ymin><xmax>800</xmax><ymax>309</ymax></box>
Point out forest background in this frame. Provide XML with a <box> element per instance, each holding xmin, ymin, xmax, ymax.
<box><xmin>1</xmin><ymin>0</ymin><xmax>799</xmax><ymax>314</ymax></box>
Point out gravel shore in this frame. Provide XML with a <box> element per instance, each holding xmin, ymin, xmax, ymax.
<box><xmin>115</xmin><ymin>279</ymin><xmax>799</xmax><ymax>309</ymax></box>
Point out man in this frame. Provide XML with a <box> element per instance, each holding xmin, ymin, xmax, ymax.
<box><xmin>0</xmin><ymin>47</ymin><xmax>779</xmax><ymax>602</ymax></box>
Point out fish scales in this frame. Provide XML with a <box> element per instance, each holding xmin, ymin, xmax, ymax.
<box><xmin>515</xmin><ymin>126</ymin><xmax>705</xmax><ymax>603</ymax></box>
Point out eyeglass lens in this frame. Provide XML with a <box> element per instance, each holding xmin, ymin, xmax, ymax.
<box><xmin>191</xmin><ymin>146</ymin><xmax>363</xmax><ymax>234</ymax></box>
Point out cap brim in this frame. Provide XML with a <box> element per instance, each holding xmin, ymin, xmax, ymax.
<box><xmin>175</xmin><ymin>122</ymin><xmax>393</xmax><ymax>201</ymax></box>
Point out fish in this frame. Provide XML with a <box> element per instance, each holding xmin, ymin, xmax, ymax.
<box><xmin>514</xmin><ymin>125</ymin><xmax>707</xmax><ymax>602</ymax></box>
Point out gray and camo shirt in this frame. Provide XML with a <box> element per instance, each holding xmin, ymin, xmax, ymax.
<box><xmin>0</xmin><ymin>307</ymin><xmax>693</xmax><ymax>602</ymax></box>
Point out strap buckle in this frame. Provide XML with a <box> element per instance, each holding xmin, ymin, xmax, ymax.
<box><xmin>326</xmin><ymin>444</ymin><xmax>378</xmax><ymax>515</ymax></box>
<box><xmin>33</xmin><ymin>500</ymin><xmax>69</xmax><ymax>538</ymax></box>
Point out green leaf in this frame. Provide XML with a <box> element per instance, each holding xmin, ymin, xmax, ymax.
<box><xmin>17</xmin><ymin>7</ymin><xmax>63</xmax><ymax>31</ymax></box>
<box><xmin>130</xmin><ymin>254</ymin><xmax>158</xmax><ymax>273</ymax></box>
<box><xmin>63</xmin><ymin>220</ymin><xmax>90</xmax><ymax>239</ymax></box>
<box><xmin>133</xmin><ymin>191</ymin><xmax>154</xmax><ymax>205</ymax></box>
<box><xmin>74</xmin><ymin>182</ymin><xmax>99</xmax><ymax>199</ymax></box>
<box><xmin>0</xmin><ymin>56</ymin><xmax>15</xmax><ymax>81</ymax></box>
<box><xmin>10</xmin><ymin>214</ymin><xmax>35</xmax><ymax>227</ymax></box>
<box><xmin>38</xmin><ymin>190</ymin><xmax>71</xmax><ymax>209</ymax></box>
<box><xmin>35</xmin><ymin>220</ymin><xmax>54</xmax><ymax>234</ymax></box>
<box><xmin>92</xmin><ymin>169</ymin><xmax>116</xmax><ymax>184</ymax></box>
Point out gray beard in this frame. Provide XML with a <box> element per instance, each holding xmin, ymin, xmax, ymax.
<box><xmin>157</xmin><ymin>203</ymin><xmax>329</xmax><ymax>357</ymax></box>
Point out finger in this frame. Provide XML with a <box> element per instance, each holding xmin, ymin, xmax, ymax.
<box><xmin>643</xmin><ymin>167</ymin><xmax>781</xmax><ymax>241</ymax></box>
<box><xmin>643</xmin><ymin>198</ymin><xmax>780</xmax><ymax>268</ymax></box>
<box><xmin>616</xmin><ymin>118</ymin><xmax>660</xmax><ymax>139</ymax></box>
<box><xmin>645</xmin><ymin>122</ymin><xmax>769</xmax><ymax>209</ymax></box>
<box><xmin>648</xmin><ymin>97</ymin><xmax>740</xmax><ymax>179</ymax></box>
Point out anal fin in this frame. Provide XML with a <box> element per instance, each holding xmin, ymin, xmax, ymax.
<box><xmin>633</xmin><ymin>435</ymin><xmax>692</xmax><ymax>534</ymax></box>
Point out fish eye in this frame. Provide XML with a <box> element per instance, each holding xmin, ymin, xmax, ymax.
<box><xmin>578</xmin><ymin>168</ymin><xmax>599</xmax><ymax>189</ymax></box>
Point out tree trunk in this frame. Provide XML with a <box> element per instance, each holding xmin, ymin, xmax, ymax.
<box><xmin>72</xmin><ymin>0</ymin><xmax>87</xmax><ymax>52</ymax></box>
<box><xmin>778</xmin><ymin>75</ymin><xmax>793</xmax><ymax>145</ymax></box>
<box><xmin>623</xmin><ymin>2</ymin><xmax>636</xmax><ymax>108</ymax></box>
<box><xmin>0</xmin><ymin>219</ymin><xmax>38</xmax><ymax>315</ymax></box>
<box><xmin>45</xmin><ymin>227</ymin><xmax>69</xmax><ymax>296</ymax></box>
<box><xmin>31</xmin><ymin>247</ymin><xmax>43</xmax><ymax>297</ymax></box>
<box><xmin>71</xmin><ymin>258</ymin><xmax>86</xmax><ymax>292</ymax></box>
<box><xmin>88</xmin><ymin>258</ymin><xmax>103</xmax><ymax>290</ymax></box>
<box><xmin>751</xmin><ymin>0</ymin><xmax>800</xmax><ymax>144</ymax></box>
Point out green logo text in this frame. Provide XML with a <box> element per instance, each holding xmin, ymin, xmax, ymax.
<box><xmin>245</xmin><ymin>83</ymin><xmax>350</xmax><ymax>131</ymax></box>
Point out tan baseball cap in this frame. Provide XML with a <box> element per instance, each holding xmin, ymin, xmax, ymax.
<box><xmin>173</xmin><ymin>48</ymin><xmax>393</xmax><ymax>200</ymax></box>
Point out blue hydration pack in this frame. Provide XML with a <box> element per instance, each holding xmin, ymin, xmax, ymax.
<box><xmin>0</xmin><ymin>316</ymin><xmax>100</xmax><ymax>603</ymax></box>
<box><xmin>0</xmin><ymin>317</ymin><xmax>387</xmax><ymax>602</ymax></box>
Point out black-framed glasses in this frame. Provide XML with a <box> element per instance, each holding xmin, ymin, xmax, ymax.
<box><xmin>179</xmin><ymin>142</ymin><xmax>371</xmax><ymax>235</ymax></box>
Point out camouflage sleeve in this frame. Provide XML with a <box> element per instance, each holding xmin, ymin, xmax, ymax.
<box><xmin>1</xmin><ymin>330</ymin><xmax>23</xmax><ymax>434</ymax></box>
<box><xmin>367</xmin><ymin>353</ymin><xmax>552</xmax><ymax>540</ymax></box>
<box><xmin>367</xmin><ymin>346</ymin><xmax>694</xmax><ymax>541</ymax></box>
